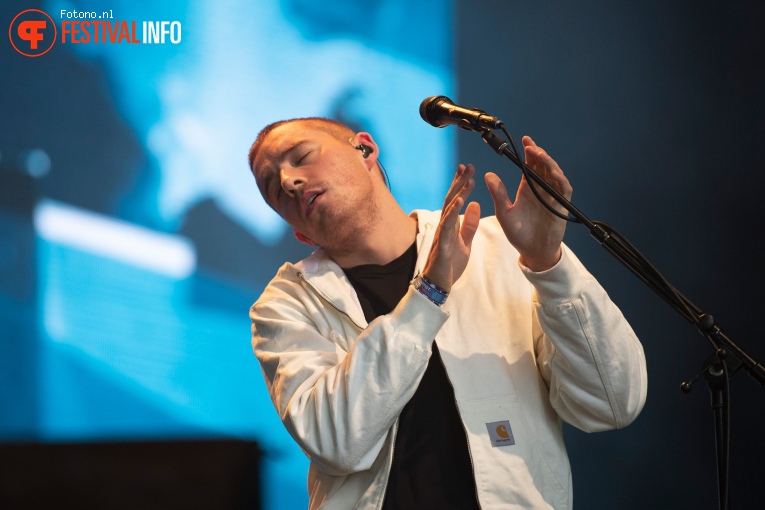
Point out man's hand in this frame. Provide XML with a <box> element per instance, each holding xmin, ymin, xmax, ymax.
<box><xmin>422</xmin><ymin>164</ymin><xmax>481</xmax><ymax>292</ymax></box>
<box><xmin>485</xmin><ymin>136</ymin><xmax>572</xmax><ymax>272</ymax></box>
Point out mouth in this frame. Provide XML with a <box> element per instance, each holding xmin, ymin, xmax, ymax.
<box><xmin>304</xmin><ymin>190</ymin><xmax>323</xmax><ymax>215</ymax></box>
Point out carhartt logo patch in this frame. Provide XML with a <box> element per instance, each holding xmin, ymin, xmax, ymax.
<box><xmin>486</xmin><ymin>420</ymin><xmax>515</xmax><ymax>447</ymax></box>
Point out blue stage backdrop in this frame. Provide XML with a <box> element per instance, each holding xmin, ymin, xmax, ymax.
<box><xmin>1</xmin><ymin>1</ymin><xmax>453</xmax><ymax>508</ymax></box>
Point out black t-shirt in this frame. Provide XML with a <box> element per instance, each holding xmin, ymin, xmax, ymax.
<box><xmin>343</xmin><ymin>242</ymin><xmax>479</xmax><ymax>509</ymax></box>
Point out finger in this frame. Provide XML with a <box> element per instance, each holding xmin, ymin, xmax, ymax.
<box><xmin>524</xmin><ymin>142</ymin><xmax>550</xmax><ymax>170</ymax></box>
<box><xmin>522</xmin><ymin>136</ymin><xmax>542</xmax><ymax>169</ymax></box>
<box><xmin>520</xmin><ymin>140</ymin><xmax>572</xmax><ymax>199</ymax></box>
<box><xmin>442</xmin><ymin>180</ymin><xmax>475</xmax><ymax>225</ymax></box>
<box><xmin>456</xmin><ymin>171</ymin><xmax>476</xmax><ymax>202</ymax></box>
<box><xmin>443</xmin><ymin>164</ymin><xmax>475</xmax><ymax>208</ymax></box>
<box><xmin>442</xmin><ymin>164</ymin><xmax>467</xmax><ymax>206</ymax></box>
<box><xmin>522</xmin><ymin>136</ymin><xmax>558</xmax><ymax>174</ymax></box>
<box><xmin>484</xmin><ymin>172</ymin><xmax>513</xmax><ymax>213</ymax></box>
<box><xmin>460</xmin><ymin>201</ymin><xmax>480</xmax><ymax>248</ymax></box>
<box><xmin>522</xmin><ymin>135</ymin><xmax>537</xmax><ymax>149</ymax></box>
<box><xmin>439</xmin><ymin>195</ymin><xmax>464</xmax><ymax>235</ymax></box>
<box><xmin>522</xmin><ymin>139</ymin><xmax>561</xmax><ymax>183</ymax></box>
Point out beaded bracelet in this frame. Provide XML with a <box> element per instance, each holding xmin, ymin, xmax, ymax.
<box><xmin>412</xmin><ymin>274</ymin><xmax>449</xmax><ymax>306</ymax></box>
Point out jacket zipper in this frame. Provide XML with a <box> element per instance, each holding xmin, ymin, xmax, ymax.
<box><xmin>421</xmin><ymin>218</ymin><xmax>481</xmax><ymax>507</ymax></box>
<box><xmin>437</xmin><ymin>346</ymin><xmax>483</xmax><ymax>510</ymax></box>
<box><xmin>376</xmin><ymin>419</ymin><xmax>399</xmax><ymax>510</ymax></box>
<box><xmin>378</xmin><ymin>218</ymin><xmax>431</xmax><ymax>509</ymax></box>
<box><xmin>300</xmin><ymin>271</ymin><xmax>402</xmax><ymax>510</ymax></box>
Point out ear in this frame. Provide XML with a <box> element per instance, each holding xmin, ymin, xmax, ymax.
<box><xmin>351</xmin><ymin>132</ymin><xmax>379</xmax><ymax>171</ymax></box>
<box><xmin>294</xmin><ymin>230</ymin><xmax>317</xmax><ymax>246</ymax></box>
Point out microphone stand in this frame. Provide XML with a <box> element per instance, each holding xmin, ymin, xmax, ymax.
<box><xmin>478</xmin><ymin>126</ymin><xmax>764</xmax><ymax>510</ymax></box>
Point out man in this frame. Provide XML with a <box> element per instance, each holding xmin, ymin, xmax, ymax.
<box><xmin>248</xmin><ymin>117</ymin><xmax>647</xmax><ymax>509</ymax></box>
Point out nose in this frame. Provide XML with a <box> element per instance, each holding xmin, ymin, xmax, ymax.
<box><xmin>280</xmin><ymin>169</ymin><xmax>304</xmax><ymax>197</ymax></box>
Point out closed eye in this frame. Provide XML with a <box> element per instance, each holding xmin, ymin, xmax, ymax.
<box><xmin>295</xmin><ymin>150</ymin><xmax>311</xmax><ymax>165</ymax></box>
<box><xmin>260</xmin><ymin>173</ymin><xmax>282</xmax><ymax>205</ymax></box>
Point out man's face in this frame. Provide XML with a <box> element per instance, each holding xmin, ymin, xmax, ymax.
<box><xmin>252</xmin><ymin>121</ymin><xmax>378</xmax><ymax>248</ymax></box>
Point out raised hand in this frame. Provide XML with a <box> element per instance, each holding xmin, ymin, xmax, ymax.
<box><xmin>422</xmin><ymin>164</ymin><xmax>481</xmax><ymax>292</ymax></box>
<box><xmin>484</xmin><ymin>136</ymin><xmax>572</xmax><ymax>272</ymax></box>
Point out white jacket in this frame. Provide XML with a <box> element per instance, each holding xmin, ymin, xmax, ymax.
<box><xmin>251</xmin><ymin>210</ymin><xmax>647</xmax><ymax>509</ymax></box>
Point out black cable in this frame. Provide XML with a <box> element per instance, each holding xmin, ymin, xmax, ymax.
<box><xmin>498</xmin><ymin>124</ymin><xmax>580</xmax><ymax>223</ymax></box>
<box><xmin>491</xmin><ymin>124</ymin><xmax>705</xmax><ymax>323</ymax></box>
<box><xmin>377</xmin><ymin>159</ymin><xmax>391</xmax><ymax>190</ymax></box>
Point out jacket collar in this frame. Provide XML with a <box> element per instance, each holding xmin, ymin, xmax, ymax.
<box><xmin>293</xmin><ymin>209</ymin><xmax>439</xmax><ymax>326</ymax></box>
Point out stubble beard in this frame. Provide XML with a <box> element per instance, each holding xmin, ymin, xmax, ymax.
<box><xmin>314</xmin><ymin>186</ymin><xmax>382</xmax><ymax>261</ymax></box>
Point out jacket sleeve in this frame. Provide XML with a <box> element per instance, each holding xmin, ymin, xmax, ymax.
<box><xmin>251</xmin><ymin>274</ymin><xmax>448</xmax><ymax>476</ymax></box>
<box><xmin>522</xmin><ymin>246</ymin><xmax>648</xmax><ymax>432</ymax></box>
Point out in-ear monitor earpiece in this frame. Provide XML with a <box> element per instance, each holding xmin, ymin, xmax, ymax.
<box><xmin>357</xmin><ymin>144</ymin><xmax>372</xmax><ymax>158</ymax></box>
<box><xmin>349</xmin><ymin>138</ymin><xmax>373</xmax><ymax>158</ymax></box>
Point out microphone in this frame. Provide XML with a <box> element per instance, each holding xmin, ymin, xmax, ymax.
<box><xmin>419</xmin><ymin>96</ymin><xmax>502</xmax><ymax>132</ymax></box>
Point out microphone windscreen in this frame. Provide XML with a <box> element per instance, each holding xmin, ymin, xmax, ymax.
<box><xmin>419</xmin><ymin>96</ymin><xmax>451</xmax><ymax>127</ymax></box>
